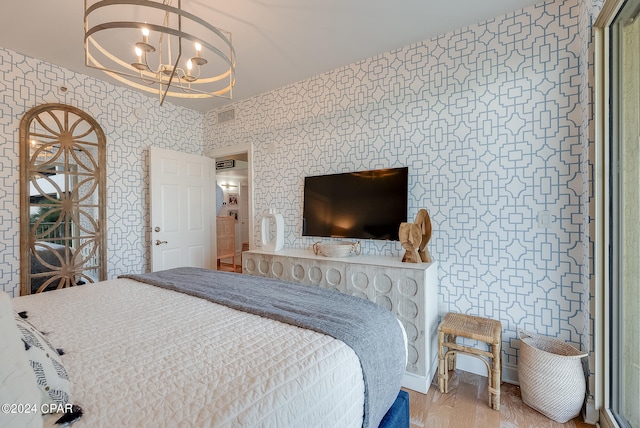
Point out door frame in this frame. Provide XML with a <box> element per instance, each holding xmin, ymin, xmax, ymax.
<box><xmin>204</xmin><ymin>143</ymin><xmax>255</xmax><ymax>262</ymax></box>
<box><xmin>594</xmin><ymin>1</ymin><xmax>633</xmax><ymax>426</ymax></box>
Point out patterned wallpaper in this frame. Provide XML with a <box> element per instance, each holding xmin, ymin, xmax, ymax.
<box><xmin>205</xmin><ymin>0</ymin><xmax>594</xmax><ymax>377</ymax></box>
<box><xmin>0</xmin><ymin>0</ymin><xmax>604</xmax><ymax>400</ymax></box>
<box><xmin>0</xmin><ymin>48</ymin><xmax>204</xmax><ymax>297</ymax></box>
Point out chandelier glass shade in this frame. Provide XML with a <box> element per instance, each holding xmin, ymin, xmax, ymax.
<box><xmin>84</xmin><ymin>0</ymin><xmax>236</xmax><ymax>105</ymax></box>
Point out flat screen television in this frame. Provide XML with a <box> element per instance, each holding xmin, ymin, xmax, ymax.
<box><xmin>302</xmin><ymin>167</ymin><xmax>408</xmax><ymax>241</ymax></box>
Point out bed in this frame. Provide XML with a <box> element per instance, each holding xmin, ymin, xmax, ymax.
<box><xmin>2</xmin><ymin>267</ymin><xmax>409</xmax><ymax>428</ymax></box>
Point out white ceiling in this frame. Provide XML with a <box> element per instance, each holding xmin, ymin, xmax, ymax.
<box><xmin>0</xmin><ymin>0</ymin><xmax>542</xmax><ymax>112</ymax></box>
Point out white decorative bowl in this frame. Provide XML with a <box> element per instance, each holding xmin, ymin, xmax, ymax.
<box><xmin>312</xmin><ymin>241</ymin><xmax>361</xmax><ymax>258</ymax></box>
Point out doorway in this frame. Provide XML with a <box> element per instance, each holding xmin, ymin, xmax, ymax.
<box><xmin>205</xmin><ymin>144</ymin><xmax>254</xmax><ymax>272</ymax></box>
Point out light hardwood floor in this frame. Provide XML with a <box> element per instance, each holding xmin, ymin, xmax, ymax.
<box><xmin>217</xmin><ymin>261</ymin><xmax>242</xmax><ymax>273</ymax></box>
<box><xmin>405</xmin><ymin>370</ymin><xmax>594</xmax><ymax>428</ymax></box>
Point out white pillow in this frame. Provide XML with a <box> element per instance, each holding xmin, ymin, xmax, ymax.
<box><xmin>0</xmin><ymin>292</ymin><xmax>42</xmax><ymax>428</ymax></box>
<box><xmin>14</xmin><ymin>316</ymin><xmax>71</xmax><ymax>411</ymax></box>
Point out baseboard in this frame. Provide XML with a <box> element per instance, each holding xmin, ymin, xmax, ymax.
<box><xmin>451</xmin><ymin>354</ymin><xmax>519</xmax><ymax>384</ymax></box>
<box><xmin>584</xmin><ymin>396</ymin><xmax>600</xmax><ymax>425</ymax></box>
<box><xmin>402</xmin><ymin>371</ymin><xmax>429</xmax><ymax>394</ymax></box>
<box><xmin>402</xmin><ymin>353</ymin><xmax>520</xmax><ymax>394</ymax></box>
<box><xmin>402</xmin><ymin>352</ymin><xmax>439</xmax><ymax>394</ymax></box>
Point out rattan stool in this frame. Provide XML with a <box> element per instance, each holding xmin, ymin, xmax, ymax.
<box><xmin>437</xmin><ymin>312</ymin><xmax>502</xmax><ymax>410</ymax></box>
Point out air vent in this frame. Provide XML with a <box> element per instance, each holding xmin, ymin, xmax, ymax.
<box><xmin>217</xmin><ymin>108</ymin><xmax>235</xmax><ymax>124</ymax></box>
<box><xmin>216</xmin><ymin>159</ymin><xmax>235</xmax><ymax>170</ymax></box>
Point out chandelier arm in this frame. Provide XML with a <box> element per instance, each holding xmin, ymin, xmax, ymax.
<box><xmin>85</xmin><ymin>0</ymin><xmax>234</xmax><ymax>53</ymax></box>
<box><xmin>87</xmin><ymin>33</ymin><xmax>235</xmax><ymax>86</ymax></box>
<box><xmin>158</xmin><ymin>47</ymin><xmax>181</xmax><ymax>105</ymax></box>
<box><xmin>84</xmin><ymin>0</ymin><xmax>235</xmax><ymax>101</ymax></box>
<box><xmin>85</xmin><ymin>21</ymin><xmax>235</xmax><ymax>72</ymax></box>
<box><xmin>139</xmin><ymin>73</ymin><xmax>158</xmax><ymax>85</ymax></box>
<box><xmin>93</xmin><ymin>59</ymin><xmax>233</xmax><ymax>99</ymax></box>
<box><xmin>87</xmin><ymin>37</ymin><xmax>162</xmax><ymax>82</ymax></box>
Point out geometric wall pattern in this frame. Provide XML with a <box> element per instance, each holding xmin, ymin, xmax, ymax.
<box><xmin>204</xmin><ymin>0</ymin><xmax>591</xmax><ymax>374</ymax></box>
<box><xmin>0</xmin><ymin>0</ymin><xmax>603</xmax><ymax>393</ymax></box>
<box><xmin>0</xmin><ymin>47</ymin><xmax>203</xmax><ymax>297</ymax></box>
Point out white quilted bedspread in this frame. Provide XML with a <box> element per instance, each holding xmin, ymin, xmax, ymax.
<box><xmin>12</xmin><ymin>279</ymin><xmax>365</xmax><ymax>427</ymax></box>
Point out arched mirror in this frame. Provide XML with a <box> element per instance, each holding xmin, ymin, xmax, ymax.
<box><xmin>20</xmin><ymin>104</ymin><xmax>106</xmax><ymax>295</ymax></box>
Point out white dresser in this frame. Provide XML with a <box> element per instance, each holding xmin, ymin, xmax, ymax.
<box><xmin>242</xmin><ymin>248</ymin><xmax>439</xmax><ymax>393</ymax></box>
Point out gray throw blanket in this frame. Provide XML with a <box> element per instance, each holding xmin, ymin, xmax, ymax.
<box><xmin>121</xmin><ymin>267</ymin><xmax>406</xmax><ymax>428</ymax></box>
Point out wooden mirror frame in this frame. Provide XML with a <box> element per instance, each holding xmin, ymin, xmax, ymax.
<box><xmin>19</xmin><ymin>103</ymin><xmax>107</xmax><ymax>295</ymax></box>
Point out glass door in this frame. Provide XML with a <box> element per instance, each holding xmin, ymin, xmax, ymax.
<box><xmin>610</xmin><ymin>0</ymin><xmax>640</xmax><ymax>426</ymax></box>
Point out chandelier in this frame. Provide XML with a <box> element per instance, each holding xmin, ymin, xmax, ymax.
<box><xmin>84</xmin><ymin>0</ymin><xmax>236</xmax><ymax>105</ymax></box>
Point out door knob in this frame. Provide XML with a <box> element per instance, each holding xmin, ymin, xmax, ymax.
<box><xmin>155</xmin><ymin>240</ymin><xmax>168</xmax><ymax>245</ymax></box>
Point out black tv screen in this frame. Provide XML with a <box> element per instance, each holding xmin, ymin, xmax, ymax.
<box><xmin>302</xmin><ymin>167</ymin><xmax>408</xmax><ymax>241</ymax></box>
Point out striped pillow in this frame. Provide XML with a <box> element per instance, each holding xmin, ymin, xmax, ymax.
<box><xmin>14</xmin><ymin>317</ymin><xmax>70</xmax><ymax>411</ymax></box>
<box><xmin>0</xmin><ymin>293</ymin><xmax>41</xmax><ymax>428</ymax></box>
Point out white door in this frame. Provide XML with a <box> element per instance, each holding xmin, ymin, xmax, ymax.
<box><xmin>150</xmin><ymin>147</ymin><xmax>213</xmax><ymax>271</ymax></box>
